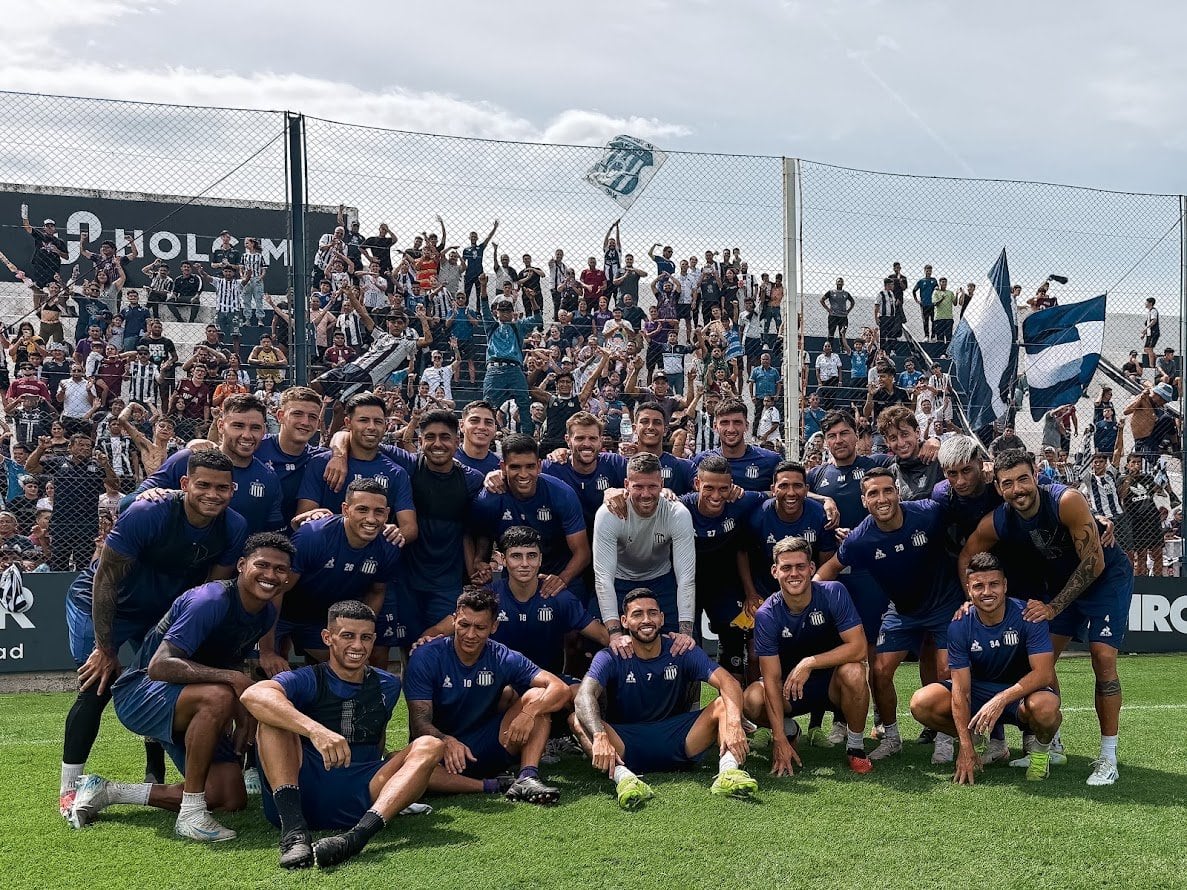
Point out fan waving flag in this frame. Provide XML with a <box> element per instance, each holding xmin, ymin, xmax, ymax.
<box><xmin>1023</xmin><ymin>294</ymin><xmax>1107</xmax><ymax>420</ymax></box>
<box><xmin>950</xmin><ymin>249</ymin><xmax>1018</xmax><ymax>431</ymax></box>
<box><xmin>585</xmin><ymin>135</ymin><xmax>668</xmax><ymax>210</ymax></box>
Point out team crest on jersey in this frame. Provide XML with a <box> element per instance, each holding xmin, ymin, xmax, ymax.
<box><xmin>596</xmin><ymin>476</ymin><xmax>609</xmax><ymax>491</ymax></box>
<box><xmin>442</xmin><ymin>676</ymin><xmax>453</xmax><ymax>688</ymax></box>
<box><xmin>538</xmin><ymin>606</ymin><xmax>554</xmax><ymax>623</ymax></box>
<box><xmin>373</xmin><ymin>474</ymin><xmax>389</xmax><ymax>488</ymax></box>
<box><xmin>809</xmin><ymin>610</ymin><xmax>824</xmax><ymax>626</ymax></box>
<box><xmin>970</xmin><ymin>640</ymin><xmax>982</xmax><ymax>652</ymax></box>
<box><xmin>803</xmin><ymin>528</ymin><xmax>817</xmax><ymax>543</ymax></box>
<box><xmin>852</xmin><ymin>468</ymin><xmax>865</xmax><ymax>480</ymax></box>
<box><xmin>360</xmin><ymin>558</ymin><xmax>378</xmax><ymax>575</ymax></box>
<box><xmin>1003</xmin><ymin>629</ymin><xmax>1019</xmax><ymax>647</ymax></box>
<box><xmin>476</xmin><ymin>669</ymin><xmax>494</xmax><ymax>686</ymax></box>
<box><xmin>654</xmin><ymin>533</ymin><xmax>668</xmax><ymax>545</ymax></box>
<box><xmin>323</xmin><ymin>558</ymin><xmax>335</xmax><ymax>569</ymax></box>
<box><xmin>625</xmin><ymin>671</ymin><xmax>637</xmax><ymax>684</ymax></box>
<box><xmin>874</xmin><ymin>549</ymin><xmax>886</xmax><ymax>560</ymax></box>
<box><xmin>250</xmin><ymin>480</ymin><xmax>265</xmax><ymax>498</ymax></box>
<box><xmin>745</xmin><ymin>464</ymin><xmax>759</xmax><ymax>479</ymax></box>
<box><xmin>501</xmin><ymin>510</ymin><xmax>513</xmax><ymax>521</ymax></box>
<box><xmin>537</xmin><ymin>506</ymin><xmax>552</xmax><ymax>522</ymax></box>
<box><xmin>395</xmin><ymin>623</ymin><xmax>407</xmax><ymax>640</ymax></box>
<box><xmin>722</xmin><ymin>518</ymin><xmax>735</xmax><ymax>533</ymax></box>
<box><xmin>661</xmin><ymin>466</ymin><xmax>672</xmax><ymax>479</ymax></box>
<box><xmin>497</xmin><ymin>610</ymin><xmax>509</xmax><ymax>623</ymax></box>
<box><xmin>663</xmin><ymin>663</ymin><xmax>678</xmax><ymax>681</ymax></box>
<box><xmin>911</xmin><ymin>531</ymin><xmax>928</xmax><ymax>547</ymax></box>
<box><xmin>781</xmin><ymin>627</ymin><xmax>793</xmax><ymax>638</ymax></box>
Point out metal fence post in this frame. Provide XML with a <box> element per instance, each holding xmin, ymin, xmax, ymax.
<box><xmin>287</xmin><ymin>112</ymin><xmax>309</xmax><ymax>384</ymax></box>
<box><xmin>1180</xmin><ymin>194</ymin><xmax>1186</xmax><ymax>538</ymax></box>
<box><xmin>782</xmin><ymin>157</ymin><xmax>802</xmax><ymax>458</ymax></box>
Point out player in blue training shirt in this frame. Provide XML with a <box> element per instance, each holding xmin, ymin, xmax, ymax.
<box><xmin>419</xmin><ymin>527</ymin><xmax>608</xmax><ymax>679</ymax></box>
<box><xmin>960</xmin><ymin>449</ymin><xmax>1134</xmax><ymax>787</ymax></box>
<box><xmin>131</xmin><ymin>393</ymin><xmax>284</xmax><ymax>533</ymax></box>
<box><xmin>296</xmin><ymin>392</ymin><xmax>417</xmax><ymax>536</ymax></box>
<box><xmin>816</xmin><ymin>468</ymin><xmax>964</xmax><ymax>762</ymax></box>
<box><xmin>404</xmin><ymin>588</ymin><xmax>569</xmax><ymax>805</ymax></box>
<box><xmin>243</xmin><ymin>599</ymin><xmax>442</xmax><ymax>870</ymax></box>
<box><xmin>572</xmin><ymin>589</ymin><xmax>757</xmax><ymax>809</ymax></box>
<box><xmin>322</xmin><ymin>408</ymin><xmax>484</xmax><ymax>647</ymax></box>
<box><xmin>742</xmin><ymin>536</ymin><xmax>873</xmax><ymax>776</ymax></box>
<box><xmin>679</xmin><ymin>454</ymin><xmax>765</xmax><ymax>679</ymax></box>
<box><xmin>455</xmin><ymin>400</ymin><xmax>502</xmax><ymax>475</ymax></box>
<box><xmin>692</xmin><ymin>397</ymin><xmax>782</xmax><ymax>492</ymax></box>
<box><xmin>60</xmin><ymin>449</ymin><xmax>247</xmax><ymax>819</ymax></box>
<box><xmin>634</xmin><ymin>402</ymin><xmax>696</xmax><ymax>495</ymax></box>
<box><xmin>911</xmin><ymin>552</ymin><xmax>1062</xmax><ymax>784</ymax></box>
<box><xmin>742</xmin><ymin>460</ymin><xmax>836</xmax><ymax>602</ymax></box>
<box><xmin>266</xmin><ymin>479</ymin><xmax>402</xmax><ymax>672</ymax></box>
<box><xmin>71</xmin><ymin>534</ymin><xmax>292</xmax><ymax>842</ymax></box>
<box><xmin>253</xmin><ymin>385</ymin><xmax>327</xmax><ymax>525</ymax></box>
<box><xmin>470</xmin><ymin>434</ymin><xmax>590</xmax><ymax>601</ymax></box>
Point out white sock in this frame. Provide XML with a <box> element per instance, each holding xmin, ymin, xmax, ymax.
<box><xmin>782</xmin><ymin>717</ymin><xmax>800</xmax><ymax>738</ymax></box>
<box><xmin>1100</xmin><ymin>735</ymin><xmax>1118</xmax><ymax>762</ymax></box>
<box><xmin>109</xmin><ymin>782</ymin><xmax>152</xmax><ymax>806</ymax></box>
<box><xmin>61</xmin><ymin>762</ymin><xmax>84</xmax><ymax>796</ymax></box>
<box><xmin>1033</xmin><ymin>738</ymin><xmax>1052</xmax><ymax>752</ymax></box>
<box><xmin>846</xmin><ymin>730</ymin><xmax>864</xmax><ymax>751</ymax></box>
<box><xmin>179</xmin><ymin>790</ymin><xmax>206</xmax><ymax>817</ymax></box>
<box><xmin>936</xmin><ymin>732</ymin><xmax>953</xmax><ymax>744</ymax></box>
<box><xmin>611</xmin><ymin>765</ymin><xmax>636</xmax><ymax>784</ymax></box>
<box><xmin>718</xmin><ymin>751</ymin><xmax>739</xmax><ymax>773</ymax></box>
<box><xmin>883</xmin><ymin>722</ymin><xmax>900</xmax><ymax>740</ymax></box>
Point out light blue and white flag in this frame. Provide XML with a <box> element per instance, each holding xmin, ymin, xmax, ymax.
<box><xmin>584</xmin><ymin>135</ymin><xmax>668</xmax><ymax>210</ymax></box>
<box><xmin>950</xmin><ymin>249</ymin><xmax>1018</xmax><ymax>431</ymax></box>
<box><xmin>1023</xmin><ymin>294</ymin><xmax>1106</xmax><ymax>420</ymax></box>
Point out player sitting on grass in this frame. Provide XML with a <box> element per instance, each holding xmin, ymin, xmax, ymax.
<box><xmin>404</xmin><ymin>587</ymin><xmax>569</xmax><ymax>805</ymax></box>
<box><xmin>241</xmin><ymin>600</ymin><xmax>443</xmax><ymax>870</ymax></box>
<box><xmin>71</xmin><ymin>533</ymin><xmax>292</xmax><ymax>842</ymax></box>
<box><xmin>571</xmin><ymin>588</ymin><xmax>757</xmax><ymax>809</ymax></box>
<box><xmin>910</xmin><ymin>552</ymin><xmax>1062</xmax><ymax>784</ymax></box>
<box><xmin>742</xmin><ymin>536</ymin><xmax>874</xmax><ymax>776</ymax></box>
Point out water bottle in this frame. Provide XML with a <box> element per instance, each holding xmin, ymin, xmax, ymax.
<box><xmin>620</xmin><ymin>411</ymin><xmax>634</xmax><ymax>444</ymax></box>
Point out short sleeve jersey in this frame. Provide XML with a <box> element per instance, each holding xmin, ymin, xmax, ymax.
<box><xmin>946</xmin><ymin>598</ymin><xmax>1053</xmax><ymax>685</ymax></box>
<box><xmin>753</xmin><ymin>581</ymin><xmax>861</xmax><ymax>673</ymax></box>
<box><xmin>587</xmin><ymin>637</ymin><xmax>717</xmax><ymax>724</ymax></box>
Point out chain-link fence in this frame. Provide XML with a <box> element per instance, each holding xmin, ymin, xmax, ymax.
<box><xmin>797</xmin><ymin>160</ymin><xmax>1184</xmax><ymax>575</ymax></box>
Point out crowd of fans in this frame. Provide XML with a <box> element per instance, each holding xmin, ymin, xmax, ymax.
<box><xmin>1</xmin><ymin>203</ymin><xmax>1181</xmax><ymax>575</ymax></box>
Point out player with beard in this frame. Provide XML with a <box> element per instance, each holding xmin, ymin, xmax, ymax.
<box><xmin>816</xmin><ymin>469</ymin><xmax>964</xmax><ymax>762</ymax></box>
<box><xmin>878</xmin><ymin>406</ymin><xmax>944</xmax><ymax>501</ymax></box>
<box><xmin>910</xmin><ymin>553</ymin><xmax>1062</xmax><ymax>785</ymax></box>
<box><xmin>960</xmin><ymin>450</ymin><xmax>1134</xmax><ymax>786</ymax></box>
<box><xmin>743</xmin><ymin>536</ymin><xmax>873</xmax><ymax>775</ymax></box>
<box><xmin>572</xmin><ymin>589</ymin><xmax>757</xmax><ymax>808</ymax></box>
<box><xmin>692</xmin><ymin>398</ymin><xmax>782</xmax><ymax>493</ymax></box>
<box><xmin>72</xmin><ymin>534</ymin><xmax>292</xmax><ymax>841</ymax></box>
<box><xmin>244</xmin><ymin>600</ymin><xmax>443</xmax><ymax>870</ymax></box>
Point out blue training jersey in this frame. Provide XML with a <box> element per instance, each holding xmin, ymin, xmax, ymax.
<box><xmin>836</xmin><ymin>499</ymin><xmax>961</xmax><ymax>615</ymax></box>
<box><xmin>693</xmin><ymin>444</ymin><xmax>783</xmax><ymax>493</ymax></box>
<box><xmin>542</xmin><ymin>454</ymin><xmax>628</xmax><ymax>529</ymax></box>
<box><xmin>807</xmin><ymin>454</ymin><xmax>893</xmax><ymax>529</ymax></box>
<box><xmin>255</xmin><ymin>434</ymin><xmax>328</xmax><ymax>524</ymax></box>
<box><xmin>946</xmin><ymin>597</ymin><xmax>1053</xmax><ymax>685</ymax></box>
<box><xmin>283</xmin><ymin>515</ymin><xmax>402</xmax><ymax>624</ymax></box>
<box><xmin>658</xmin><ymin>452</ymin><xmax>696</xmax><ymax>495</ymax></box>
<box><xmin>136</xmin><ymin>448</ymin><xmax>284</xmax><ymax>533</ymax></box>
<box><xmin>680</xmin><ymin>491</ymin><xmax>765</xmax><ymax>593</ymax></box>
<box><xmin>274</xmin><ymin>664</ymin><xmax>401</xmax><ymax>762</ymax></box>
<box><xmin>403</xmin><ymin>636</ymin><xmax>540</xmax><ymax>736</ymax></box>
<box><xmin>753</xmin><ymin>581</ymin><xmax>861</xmax><ymax>673</ymax></box>
<box><xmin>471</xmin><ymin>475</ymin><xmax>586</xmax><ymax>576</ymax></box>
<box><xmin>456</xmin><ymin>448</ymin><xmax>502</xmax><ymax>476</ymax></box>
<box><xmin>297</xmin><ymin>450</ymin><xmax>414</xmax><ymax>516</ymax></box>
<box><xmin>587</xmin><ymin>637</ymin><xmax>717</xmax><ymax>724</ymax></box>
<box><xmin>745</xmin><ymin>498</ymin><xmax>837</xmax><ymax>595</ymax></box>
<box><xmin>490</xmin><ymin>577</ymin><xmax>595</xmax><ymax>675</ymax></box>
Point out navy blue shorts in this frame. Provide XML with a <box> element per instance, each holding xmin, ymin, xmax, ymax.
<box><xmin>612</xmin><ymin>572</ymin><xmax>680</xmax><ymax>633</ymax></box>
<box><xmin>877</xmin><ymin>600</ymin><xmax>958</xmax><ymax>654</ymax></box>
<box><xmin>609</xmin><ymin>710</ymin><xmax>705</xmax><ymax>774</ymax></box>
<box><xmin>273</xmin><ymin>616</ymin><xmax>326</xmax><ymax>656</ymax></box>
<box><xmin>781</xmin><ymin>669</ymin><xmax>836</xmax><ymax>717</ymax></box>
<box><xmin>65</xmin><ymin>594</ymin><xmax>150</xmax><ymax>667</ymax></box>
<box><xmin>838</xmin><ymin>571</ymin><xmax>889</xmax><ymax>644</ymax></box>
<box><xmin>939</xmin><ymin>680</ymin><xmax>1059</xmax><ymax>729</ymax></box>
<box><xmin>455</xmin><ymin>714</ymin><xmax>513</xmax><ymax>779</ymax></box>
<box><xmin>1048</xmin><ymin>558</ymin><xmax>1133</xmax><ymax>649</ymax></box>
<box><xmin>112</xmin><ymin>670</ymin><xmax>237</xmax><ymax>774</ymax></box>
<box><xmin>404</xmin><ymin>582</ymin><xmax>461</xmax><ymax>643</ymax></box>
<box><xmin>261</xmin><ymin>744</ymin><xmax>383</xmax><ymax>831</ymax></box>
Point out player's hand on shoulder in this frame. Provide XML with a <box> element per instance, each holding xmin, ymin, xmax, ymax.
<box><xmin>952</xmin><ymin>600</ymin><xmax>973</xmax><ymax>621</ymax></box>
<box><xmin>410</xmin><ymin>633</ymin><xmax>443</xmax><ymax>652</ymax></box>
<box><xmin>470</xmin><ymin>562</ymin><xmax>493</xmax><ymax>585</ymax></box>
<box><xmin>603</xmin><ymin>487</ymin><xmax>627</xmax><ymax>519</ymax></box>
<box><xmin>538</xmin><ymin>574</ymin><xmax>565</xmax><ymax>598</ymax></box>
<box><xmin>382</xmin><ymin>524</ymin><xmax>406</xmax><ymax>547</ymax></box>
<box><xmin>1023</xmin><ymin>599</ymin><xmax>1054</xmax><ymax>623</ymax></box>
<box><xmin>821</xmin><ymin>497</ymin><xmax>840</xmax><ymax>529</ymax></box>
<box><xmin>609</xmin><ymin>632</ymin><xmax>634</xmax><ymax>659</ymax></box>
<box><xmin>324</xmin><ymin>451</ymin><xmax>349</xmax><ymax>492</ymax></box>
<box><xmin>833</xmin><ymin>526</ymin><xmax>851</xmax><ymax>542</ymax></box>
<box><xmin>135</xmin><ymin>486</ymin><xmax>174</xmax><ymax>503</ymax></box>
<box><xmin>546</xmin><ymin>447</ymin><xmax>570</xmax><ymax>464</ymax></box>
<box><xmin>311</xmin><ymin>725</ymin><xmax>352</xmax><ymax>769</ymax></box>
<box><xmin>259</xmin><ymin>650</ymin><xmax>290</xmax><ymax>679</ymax></box>
<box><xmin>483</xmin><ymin>469</ymin><xmax>506</xmax><ymax>494</ymax></box>
<box><xmin>665</xmin><ymin>631</ymin><xmax>695</xmax><ymax>655</ymax></box>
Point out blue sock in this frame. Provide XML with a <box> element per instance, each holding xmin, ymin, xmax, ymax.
<box><xmin>481</xmin><ymin>778</ymin><xmax>501</xmax><ymax>794</ymax></box>
<box><xmin>517</xmin><ymin>766</ymin><xmax>539</xmax><ymax>781</ymax></box>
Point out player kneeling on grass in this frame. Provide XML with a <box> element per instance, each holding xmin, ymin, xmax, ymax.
<box><xmin>909</xmin><ymin>553</ymin><xmax>1062</xmax><ymax>784</ymax></box>
<box><xmin>742</xmin><ymin>536</ymin><xmax>874</xmax><ymax>776</ymax></box>
<box><xmin>72</xmin><ymin>533</ymin><xmax>293</xmax><ymax>842</ymax></box>
<box><xmin>404</xmin><ymin>587</ymin><xmax>569</xmax><ymax>805</ymax></box>
<box><xmin>240</xmin><ymin>600</ymin><xmax>443</xmax><ymax>870</ymax></box>
<box><xmin>571</xmin><ymin>588</ymin><xmax>756</xmax><ymax>809</ymax></box>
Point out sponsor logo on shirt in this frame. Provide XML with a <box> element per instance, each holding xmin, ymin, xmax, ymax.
<box><xmin>970</xmin><ymin>640</ymin><xmax>982</xmax><ymax>652</ymax></box>
<box><xmin>874</xmin><ymin>548</ymin><xmax>886</xmax><ymax>559</ymax></box>
<box><xmin>476</xmin><ymin>669</ymin><xmax>494</xmax><ymax>686</ymax></box>
<box><xmin>537</xmin><ymin>506</ymin><xmax>552</xmax><ymax>522</ymax></box>
<box><xmin>538</xmin><ymin>606</ymin><xmax>553</xmax><ymax>623</ymax></box>
<box><xmin>323</xmin><ymin>558</ymin><xmax>335</xmax><ymax>569</ymax></box>
<box><xmin>663</xmin><ymin>663</ymin><xmax>678</xmax><ymax>681</ymax></box>
<box><xmin>625</xmin><ymin>671</ymin><xmax>637</xmax><ymax>684</ymax></box>
<box><xmin>781</xmin><ymin>627</ymin><xmax>793</xmax><ymax>638</ymax></box>
<box><xmin>1003</xmin><ymin>629</ymin><xmax>1019</xmax><ymax>647</ymax></box>
<box><xmin>442</xmin><ymin>676</ymin><xmax>453</xmax><ymax>688</ymax></box>
<box><xmin>250</xmin><ymin>480</ymin><xmax>265</xmax><ymax>498</ymax></box>
<box><xmin>911</xmin><ymin>530</ymin><xmax>928</xmax><ymax>547</ymax></box>
<box><xmin>502</xmin><ymin>510</ymin><xmax>513</xmax><ymax>521</ymax></box>
<box><xmin>809</xmin><ymin>610</ymin><xmax>824</xmax><ymax>626</ymax></box>
<box><xmin>360</xmin><ymin>558</ymin><xmax>378</xmax><ymax>575</ymax></box>
<box><xmin>497</xmin><ymin>610</ymin><xmax>509</xmax><ymax>623</ymax></box>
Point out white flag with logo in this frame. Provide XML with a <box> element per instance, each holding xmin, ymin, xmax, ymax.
<box><xmin>585</xmin><ymin>135</ymin><xmax>668</xmax><ymax>210</ymax></box>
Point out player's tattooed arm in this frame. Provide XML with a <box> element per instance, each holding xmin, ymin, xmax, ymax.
<box><xmin>573</xmin><ymin>676</ymin><xmax>607</xmax><ymax>739</ymax></box>
<box><xmin>407</xmin><ymin>700</ymin><xmax>445</xmax><ymax>741</ymax></box>
<box><xmin>90</xmin><ymin>546</ymin><xmax>135</xmax><ymax>652</ymax></box>
<box><xmin>148</xmin><ymin>641</ymin><xmax>253</xmax><ymax>694</ymax></box>
<box><xmin>1046</xmin><ymin>493</ymin><xmax>1105</xmax><ymax>619</ymax></box>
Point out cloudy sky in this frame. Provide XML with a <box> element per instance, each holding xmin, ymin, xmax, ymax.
<box><xmin>4</xmin><ymin>0</ymin><xmax>1186</xmax><ymax>194</ymax></box>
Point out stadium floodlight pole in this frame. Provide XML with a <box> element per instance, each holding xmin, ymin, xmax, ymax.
<box><xmin>286</xmin><ymin>111</ymin><xmax>309</xmax><ymax>385</ymax></box>
<box><xmin>782</xmin><ymin>157</ymin><xmax>803</xmax><ymax>460</ymax></box>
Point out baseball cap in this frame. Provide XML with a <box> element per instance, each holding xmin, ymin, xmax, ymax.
<box><xmin>494</xmin><ymin>299</ymin><xmax>514</xmax><ymax>311</ymax></box>
<box><xmin>653</xmin><ymin>371</ymin><xmax>667</xmax><ymax>379</ymax></box>
<box><xmin>43</xmin><ymin>218</ymin><xmax>56</xmax><ymax>226</ymax></box>
<box><xmin>1129</xmin><ymin>349</ymin><xmax>1139</xmax><ymax>356</ymax></box>
<box><xmin>1152</xmin><ymin>382</ymin><xmax>1175</xmax><ymax>402</ymax></box>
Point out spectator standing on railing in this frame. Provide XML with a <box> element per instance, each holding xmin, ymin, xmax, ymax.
<box><xmin>911</xmin><ymin>265</ymin><xmax>938</xmax><ymax>340</ymax></box>
<box><xmin>171</xmin><ymin>261</ymin><xmax>203</xmax><ymax>324</ymax></box>
<box><xmin>19</xmin><ymin>206</ymin><xmax>66</xmax><ymax>286</ymax></box>
<box><xmin>239</xmin><ymin>237</ymin><xmax>268</xmax><ymax>327</ymax></box>
<box><xmin>1125</xmin><ymin>382</ymin><xmax>1179</xmax><ymax>466</ymax></box>
<box><xmin>820</xmin><ymin>277</ymin><xmax>854</xmax><ymax>353</ymax></box>
<box><xmin>460</xmin><ymin>221</ymin><xmax>497</xmax><ymax>307</ymax></box>
<box><xmin>196</xmin><ymin>264</ymin><xmax>243</xmax><ymax>342</ymax></box>
<box><xmin>312</xmin><ymin>225</ymin><xmax>345</xmax><ymax>288</ymax></box>
<box><xmin>1156</xmin><ymin>347</ymin><xmax>1180</xmax><ymax>397</ymax></box>
<box><xmin>931</xmin><ymin>277</ymin><xmax>955</xmax><ymax>349</ymax></box>
<box><xmin>874</xmin><ymin>278</ymin><xmax>902</xmax><ymax>354</ymax></box>
<box><xmin>362</xmin><ymin>221</ymin><xmax>397</xmax><ymax>285</ymax></box>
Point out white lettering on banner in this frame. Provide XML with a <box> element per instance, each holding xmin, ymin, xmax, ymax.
<box><xmin>261</xmin><ymin>238</ymin><xmax>289</xmax><ymax>266</ymax></box>
<box><xmin>1130</xmin><ymin>594</ymin><xmax>1187</xmax><ymax>634</ymax></box>
<box><xmin>114</xmin><ymin>229</ymin><xmax>143</xmax><ymax>256</ymax></box>
<box><xmin>0</xmin><ymin>644</ymin><xmax>25</xmax><ymax>660</ymax></box>
<box><xmin>149</xmin><ymin>230</ymin><xmax>181</xmax><ymax>260</ymax></box>
<box><xmin>0</xmin><ymin>610</ymin><xmax>35</xmax><ymax>630</ymax></box>
<box><xmin>186</xmin><ymin>233</ymin><xmax>209</xmax><ymax>262</ymax></box>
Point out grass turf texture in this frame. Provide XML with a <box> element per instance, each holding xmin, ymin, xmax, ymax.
<box><xmin>2</xmin><ymin>655</ymin><xmax>1186</xmax><ymax>890</ymax></box>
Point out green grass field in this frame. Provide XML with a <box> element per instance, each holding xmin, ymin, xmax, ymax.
<box><xmin>2</xmin><ymin>655</ymin><xmax>1186</xmax><ymax>890</ymax></box>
